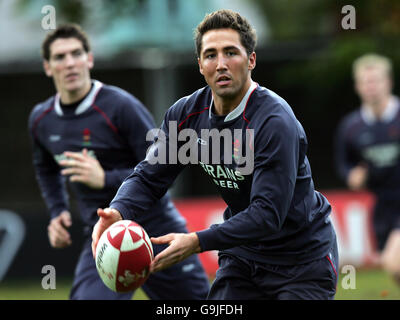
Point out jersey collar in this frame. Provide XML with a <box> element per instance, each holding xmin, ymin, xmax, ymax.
<box><xmin>209</xmin><ymin>81</ymin><xmax>257</xmax><ymax>122</ymax></box>
<box><xmin>361</xmin><ymin>95</ymin><xmax>399</xmax><ymax>124</ymax></box>
<box><xmin>54</xmin><ymin>80</ymin><xmax>103</xmax><ymax>116</ymax></box>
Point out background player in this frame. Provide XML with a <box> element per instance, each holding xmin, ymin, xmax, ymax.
<box><xmin>335</xmin><ymin>53</ymin><xmax>400</xmax><ymax>285</ymax></box>
<box><xmin>28</xmin><ymin>23</ymin><xmax>209</xmax><ymax>299</ymax></box>
<box><xmin>92</xmin><ymin>10</ymin><xmax>338</xmax><ymax>300</ymax></box>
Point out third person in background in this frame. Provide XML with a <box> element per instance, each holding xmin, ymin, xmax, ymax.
<box><xmin>335</xmin><ymin>53</ymin><xmax>400</xmax><ymax>285</ymax></box>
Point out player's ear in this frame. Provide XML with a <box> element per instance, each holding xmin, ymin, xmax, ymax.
<box><xmin>43</xmin><ymin>60</ymin><xmax>52</xmax><ymax>77</ymax></box>
<box><xmin>198</xmin><ymin>57</ymin><xmax>204</xmax><ymax>75</ymax></box>
<box><xmin>248</xmin><ymin>52</ymin><xmax>256</xmax><ymax>71</ymax></box>
<box><xmin>87</xmin><ymin>52</ymin><xmax>94</xmax><ymax>70</ymax></box>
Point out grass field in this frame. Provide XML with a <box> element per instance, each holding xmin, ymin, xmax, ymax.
<box><xmin>1</xmin><ymin>268</ymin><xmax>399</xmax><ymax>300</ymax></box>
<box><xmin>335</xmin><ymin>268</ymin><xmax>400</xmax><ymax>300</ymax></box>
<box><xmin>0</xmin><ymin>278</ymin><xmax>149</xmax><ymax>300</ymax></box>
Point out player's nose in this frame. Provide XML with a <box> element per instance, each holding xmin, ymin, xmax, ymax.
<box><xmin>64</xmin><ymin>53</ymin><xmax>76</xmax><ymax>67</ymax></box>
<box><xmin>216</xmin><ymin>53</ymin><xmax>228</xmax><ymax>71</ymax></box>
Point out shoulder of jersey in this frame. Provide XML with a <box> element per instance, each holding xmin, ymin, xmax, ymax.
<box><xmin>167</xmin><ymin>86</ymin><xmax>212</xmax><ymax>121</ymax></box>
<box><xmin>97</xmin><ymin>84</ymin><xmax>147</xmax><ymax>111</ymax></box>
<box><xmin>30</xmin><ymin>96</ymin><xmax>55</xmax><ymax>121</ymax></box>
<box><xmin>99</xmin><ymin>84</ymin><xmax>136</xmax><ymax>104</ymax></box>
<box><xmin>245</xmin><ymin>86</ymin><xmax>293</xmax><ymax>121</ymax></box>
<box><xmin>341</xmin><ymin>109</ymin><xmax>363</xmax><ymax>129</ymax></box>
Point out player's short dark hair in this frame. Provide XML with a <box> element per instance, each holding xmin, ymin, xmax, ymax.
<box><xmin>41</xmin><ymin>23</ymin><xmax>90</xmax><ymax>61</ymax></box>
<box><xmin>194</xmin><ymin>9</ymin><xmax>257</xmax><ymax>58</ymax></box>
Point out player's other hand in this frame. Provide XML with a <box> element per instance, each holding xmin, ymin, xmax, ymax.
<box><xmin>48</xmin><ymin>210</ymin><xmax>72</xmax><ymax>248</ymax></box>
<box><xmin>347</xmin><ymin>165</ymin><xmax>368</xmax><ymax>190</ymax></box>
<box><xmin>149</xmin><ymin>232</ymin><xmax>201</xmax><ymax>273</ymax></box>
<box><xmin>91</xmin><ymin>208</ymin><xmax>122</xmax><ymax>258</ymax></box>
<box><xmin>59</xmin><ymin>148</ymin><xmax>105</xmax><ymax>189</ymax></box>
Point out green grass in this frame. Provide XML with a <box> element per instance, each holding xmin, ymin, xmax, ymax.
<box><xmin>0</xmin><ymin>278</ymin><xmax>149</xmax><ymax>300</ymax></box>
<box><xmin>1</xmin><ymin>268</ymin><xmax>399</xmax><ymax>300</ymax></box>
<box><xmin>335</xmin><ymin>268</ymin><xmax>400</xmax><ymax>300</ymax></box>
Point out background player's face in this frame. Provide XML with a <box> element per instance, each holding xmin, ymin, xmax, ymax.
<box><xmin>198</xmin><ymin>28</ymin><xmax>255</xmax><ymax>103</ymax></box>
<box><xmin>43</xmin><ymin>37</ymin><xmax>93</xmax><ymax>101</ymax></box>
<box><xmin>355</xmin><ymin>66</ymin><xmax>392</xmax><ymax>105</ymax></box>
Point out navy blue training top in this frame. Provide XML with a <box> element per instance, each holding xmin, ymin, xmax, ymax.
<box><xmin>110</xmin><ymin>82</ymin><xmax>336</xmax><ymax>265</ymax></box>
<box><xmin>335</xmin><ymin>96</ymin><xmax>400</xmax><ymax>201</ymax></box>
<box><xmin>28</xmin><ymin>80</ymin><xmax>186</xmax><ymax>231</ymax></box>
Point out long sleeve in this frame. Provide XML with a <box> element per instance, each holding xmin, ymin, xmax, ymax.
<box><xmin>28</xmin><ymin>110</ymin><xmax>69</xmax><ymax>219</ymax></box>
<box><xmin>110</xmin><ymin>106</ymin><xmax>186</xmax><ymax>219</ymax></box>
<box><xmin>334</xmin><ymin>116</ymin><xmax>359</xmax><ymax>184</ymax></box>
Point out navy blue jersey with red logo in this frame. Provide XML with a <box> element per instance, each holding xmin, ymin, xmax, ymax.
<box><xmin>335</xmin><ymin>96</ymin><xmax>400</xmax><ymax>199</ymax></box>
<box><xmin>335</xmin><ymin>97</ymin><xmax>400</xmax><ymax>250</ymax></box>
<box><xmin>28</xmin><ymin>80</ymin><xmax>186</xmax><ymax>230</ymax></box>
<box><xmin>110</xmin><ymin>82</ymin><xmax>336</xmax><ymax>265</ymax></box>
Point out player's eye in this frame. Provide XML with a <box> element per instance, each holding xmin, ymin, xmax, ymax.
<box><xmin>53</xmin><ymin>54</ymin><xmax>64</xmax><ymax>61</ymax></box>
<box><xmin>72</xmin><ymin>49</ymin><xmax>83</xmax><ymax>57</ymax></box>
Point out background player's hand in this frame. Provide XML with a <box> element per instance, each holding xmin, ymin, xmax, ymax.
<box><xmin>149</xmin><ymin>233</ymin><xmax>201</xmax><ymax>273</ymax></box>
<box><xmin>347</xmin><ymin>165</ymin><xmax>368</xmax><ymax>190</ymax></box>
<box><xmin>48</xmin><ymin>210</ymin><xmax>72</xmax><ymax>248</ymax></box>
<box><xmin>91</xmin><ymin>208</ymin><xmax>122</xmax><ymax>258</ymax></box>
<box><xmin>59</xmin><ymin>148</ymin><xmax>105</xmax><ymax>189</ymax></box>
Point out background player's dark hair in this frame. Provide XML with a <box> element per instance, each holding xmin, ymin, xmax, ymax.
<box><xmin>41</xmin><ymin>23</ymin><xmax>90</xmax><ymax>61</ymax></box>
<box><xmin>194</xmin><ymin>9</ymin><xmax>257</xmax><ymax>58</ymax></box>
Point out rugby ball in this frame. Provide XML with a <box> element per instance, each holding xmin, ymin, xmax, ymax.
<box><xmin>95</xmin><ymin>220</ymin><xmax>154</xmax><ymax>292</ymax></box>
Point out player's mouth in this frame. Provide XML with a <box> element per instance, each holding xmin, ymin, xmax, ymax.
<box><xmin>65</xmin><ymin>73</ymin><xmax>79</xmax><ymax>81</ymax></box>
<box><xmin>216</xmin><ymin>74</ymin><xmax>232</xmax><ymax>86</ymax></box>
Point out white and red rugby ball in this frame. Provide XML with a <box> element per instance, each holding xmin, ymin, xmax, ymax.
<box><xmin>95</xmin><ymin>220</ymin><xmax>154</xmax><ymax>292</ymax></box>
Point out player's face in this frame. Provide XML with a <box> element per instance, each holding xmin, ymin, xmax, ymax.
<box><xmin>44</xmin><ymin>37</ymin><xmax>93</xmax><ymax>101</ymax></box>
<box><xmin>355</xmin><ymin>66</ymin><xmax>392</xmax><ymax>105</ymax></box>
<box><xmin>198</xmin><ymin>28</ymin><xmax>256</xmax><ymax>108</ymax></box>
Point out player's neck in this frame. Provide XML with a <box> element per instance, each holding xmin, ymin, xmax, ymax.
<box><xmin>366</xmin><ymin>95</ymin><xmax>392</xmax><ymax>119</ymax></box>
<box><xmin>213</xmin><ymin>79</ymin><xmax>252</xmax><ymax>116</ymax></box>
<box><xmin>59</xmin><ymin>80</ymin><xmax>92</xmax><ymax>105</ymax></box>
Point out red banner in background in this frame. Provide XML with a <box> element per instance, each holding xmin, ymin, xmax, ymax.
<box><xmin>323</xmin><ymin>190</ymin><xmax>378</xmax><ymax>267</ymax></box>
<box><xmin>174</xmin><ymin>191</ymin><xmax>379</xmax><ymax>276</ymax></box>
